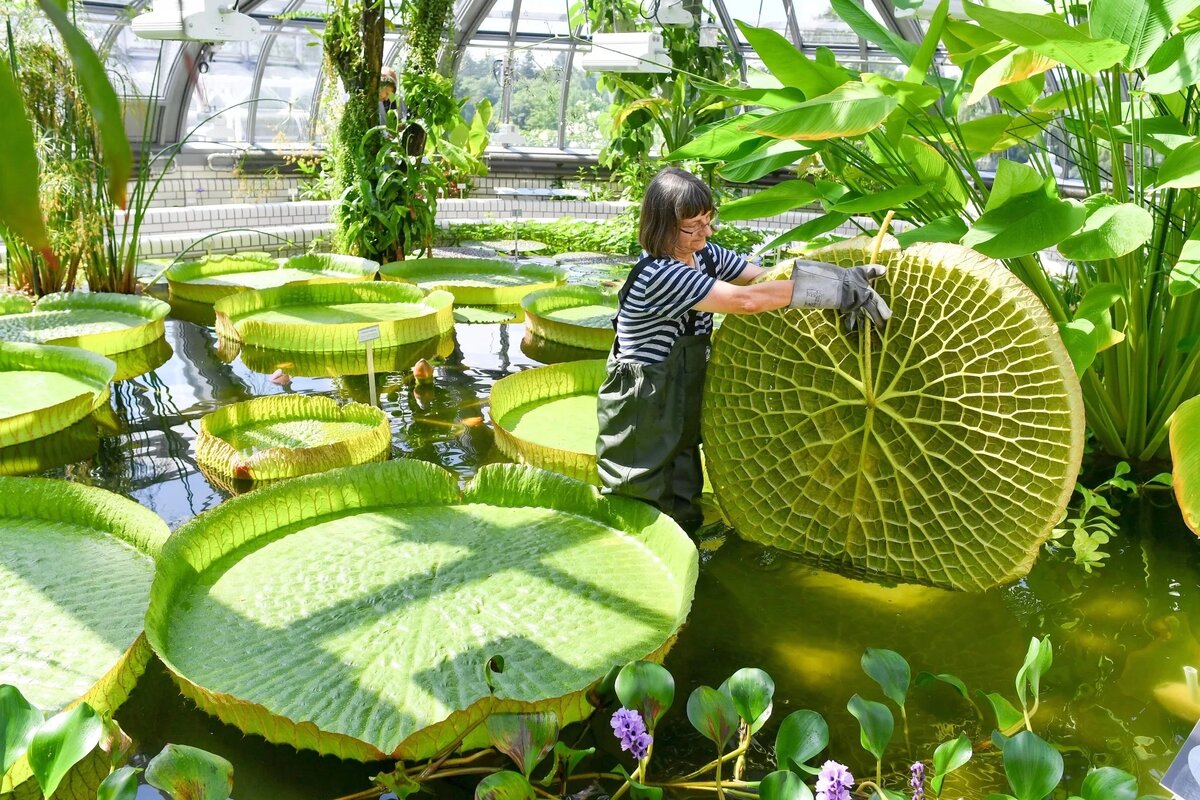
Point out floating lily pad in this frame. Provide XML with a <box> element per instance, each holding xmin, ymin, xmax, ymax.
<box><xmin>0</xmin><ymin>417</ymin><xmax>99</xmax><ymax>476</ymax></box>
<box><xmin>0</xmin><ymin>342</ymin><xmax>115</xmax><ymax>448</ymax></box>
<box><xmin>145</xmin><ymin>460</ymin><xmax>697</xmax><ymax>761</ymax></box>
<box><xmin>237</xmin><ymin>335</ymin><xmax>455</xmax><ymax>378</ymax></box>
<box><xmin>167</xmin><ymin>253</ymin><xmax>378</xmax><ymax>305</ymax></box>
<box><xmin>453</xmin><ymin>305</ymin><xmax>525</xmax><ymax>324</ymax></box>
<box><xmin>0</xmin><ymin>477</ymin><xmax>169</xmax><ymax>795</ymax></box>
<box><xmin>380</xmin><ymin>258</ymin><xmax>566</xmax><ymax>306</ymax></box>
<box><xmin>553</xmin><ymin>252</ymin><xmax>629</xmax><ymax>266</ymax></box>
<box><xmin>109</xmin><ymin>336</ymin><xmax>173</xmax><ymax>382</ymax></box>
<box><xmin>196</xmin><ymin>395</ymin><xmax>391</xmax><ymax>485</ymax></box>
<box><xmin>490</xmin><ymin>360</ymin><xmax>607</xmax><ymax>484</ymax></box>
<box><xmin>521</xmin><ymin>287</ymin><xmax>617</xmax><ymax>352</ymax></box>
<box><xmin>520</xmin><ymin>333</ymin><xmax>608</xmax><ymax>366</ymax></box>
<box><xmin>0</xmin><ymin>294</ymin><xmax>33</xmax><ymax>315</ymax></box>
<box><xmin>481</xmin><ymin>239</ymin><xmax>548</xmax><ymax>255</ymax></box>
<box><xmin>702</xmin><ymin>238</ymin><xmax>1084</xmax><ymax>591</ymax></box>
<box><xmin>0</xmin><ymin>292</ymin><xmax>170</xmax><ymax>355</ymax></box>
<box><xmin>214</xmin><ymin>282</ymin><xmax>454</xmax><ymax>353</ymax></box>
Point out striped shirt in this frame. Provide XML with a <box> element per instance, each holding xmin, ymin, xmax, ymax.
<box><xmin>615</xmin><ymin>243</ymin><xmax>748</xmax><ymax>364</ymax></box>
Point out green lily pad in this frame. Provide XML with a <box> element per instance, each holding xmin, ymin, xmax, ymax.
<box><xmin>214</xmin><ymin>282</ymin><xmax>454</xmax><ymax>353</ymax></box>
<box><xmin>521</xmin><ymin>287</ymin><xmax>617</xmax><ymax>352</ymax></box>
<box><xmin>0</xmin><ymin>417</ymin><xmax>99</xmax><ymax>476</ymax></box>
<box><xmin>702</xmin><ymin>238</ymin><xmax>1084</xmax><ymax>591</ymax></box>
<box><xmin>0</xmin><ymin>477</ymin><xmax>169</xmax><ymax>796</ymax></box>
<box><xmin>520</xmin><ymin>333</ymin><xmax>608</xmax><ymax>366</ymax></box>
<box><xmin>167</xmin><ymin>253</ymin><xmax>379</xmax><ymax>305</ymax></box>
<box><xmin>380</xmin><ymin>258</ymin><xmax>566</xmax><ymax>306</ymax></box>
<box><xmin>454</xmin><ymin>305</ymin><xmax>525</xmax><ymax>324</ymax></box>
<box><xmin>0</xmin><ymin>293</ymin><xmax>170</xmax><ymax>356</ymax></box>
<box><xmin>144</xmin><ymin>461</ymin><xmax>697</xmax><ymax>761</ymax></box>
<box><xmin>237</xmin><ymin>335</ymin><xmax>454</xmax><ymax>379</ymax></box>
<box><xmin>490</xmin><ymin>360</ymin><xmax>608</xmax><ymax>484</ymax></box>
<box><xmin>196</xmin><ymin>395</ymin><xmax>391</xmax><ymax>484</ymax></box>
<box><xmin>0</xmin><ymin>295</ymin><xmax>33</xmax><ymax>316</ymax></box>
<box><xmin>0</xmin><ymin>342</ymin><xmax>114</xmax><ymax>448</ymax></box>
<box><xmin>481</xmin><ymin>239</ymin><xmax>549</xmax><ymax>255</ymax></box>
<box><xmin>108</xmin><ymin>336</ymin><xmax>173</xmax><ymax>382</ymax></box>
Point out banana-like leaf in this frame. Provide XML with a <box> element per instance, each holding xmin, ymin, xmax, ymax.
<box><xmin>0</xmin><ymin>58</ymin><xmax>52</xmax><ymax>254</ymax></box>
<box><xmin>0</xmin><ymin>478</ymin><xmax>168</xmax><ymax>796</ymax></box>
<box><xmin>830</xmin><ymin>0</ymin><xmax>919</xmax><ymax>64</ymax></box>
<box><xmin>666</xmin><ymin>114</ymin><xmax>772</xmax><ymax>161</ymax></box>
<box><xmin>1143</xmin><ymin>29</ymin><xmax>1200</xmax><ymax>93</ymax></box>
<box><xmin>0</xmin><ymin>293</ymin><xmax>170</xmax><ymax>356</ymax></box>
<box><xmin>490</xmin><ymin>360</ymin><xmax>609</xmax><ymax>484</ymax></box>
<box><xmin>828</xmin><ymin>185</ymin><xmax>931</xmax><ymax>214</ymax></box>
<box><xmin>381</xmin><ymin>258</ymin><xmax>566</xmax><ymax>306</ymax></box>
<box><xmin>746</xmin><ymin>83</ymin><xmax>898</xmax><ymax>141</ymax></box>
<box><xmin>214</xmin><ymin>282</ymin><xmax>454</xmax><ymax>352</ymax></box>
<box><xmin>1090</xmin><ymin>0</ymin><xmax>1200</xmax><ymax>69</ymax></box>
<box><xmin>1157</xmin><ymin>139</ymin><xmax>1200</xmax><ymax>189</ymax></box>
<box><xmin>196</xmin><ymin>395</ymin><xmax>391</xmax><ymax>483</ymax></box>
<box><xmin>962</xmin><ymin>1</ymin><xmax>1129</xmax><ymax>73</ymax></box>
<box><xmin>521</xmin><ymin>287</ymin><xmax>617</xmax><ymax>352</ymax></box>
<box><xmin>167</xmin><ymin>253</ymin><xmax>378</xmax><ymax>305</ymax></box>
<box><xmin>1171</xmin><ymin>395</ymin><xmax>1200</xmax><ymax>535</ymax></box>
<box><xmin>734</xmin><ymin>22</ymin><xmax>852</xmax><ymax>97</ymax></box>
<box><xmin>719</xmin><ymin>140</ymin><xmax>813</xmax><ymax>183</ymax></box>
<box><xmin>721</xmin><ymin>181</ymin><xmax>823</xmax><ymax>221</ymax></box>
<box><xmin>968</xmin><ymin>47</ymin><xmax>1059</xmax><ymax>105</ymax></box>
<box><xmin>0</xmin><ymin>341</ymin><xmax>114</xmax><ymax>448</ymax></box>
<box><xmin>703</xmin><ymin>239</ymin><xmax>1084</xmax><ymax>590</ymax></box>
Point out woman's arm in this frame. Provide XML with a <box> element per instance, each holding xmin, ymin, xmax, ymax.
<box><xmin>693</xmin><ymin>277</ymin><xmax>792</xmax><ymax>314</ymax></box>
<box><xmin>730</xmin><ymin>263</ymin><xmax>768</xmax><ymax>286</ymax></box>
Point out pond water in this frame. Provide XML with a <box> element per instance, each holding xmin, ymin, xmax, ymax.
<box><xmin>6</xmin><ymin>312</ymin><xmax>1198</xmax><ymax>800</ymax></box>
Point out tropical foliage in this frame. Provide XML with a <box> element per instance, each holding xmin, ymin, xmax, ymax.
<box><xmin>521</xmin><ymin>286</ymin><xmax>618</xmax><ymax>351</ymax></box>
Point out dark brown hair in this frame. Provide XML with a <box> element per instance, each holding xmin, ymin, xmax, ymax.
<box><xmin>638</xmin><ymin>167</ymin><xmax>715</xmax><ymax>257</ymax></box>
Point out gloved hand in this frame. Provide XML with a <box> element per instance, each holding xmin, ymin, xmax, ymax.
<box><xmin>789</xmin><ymin>260</ymin><xmax>892</xmax><ymax>331</ymax></box>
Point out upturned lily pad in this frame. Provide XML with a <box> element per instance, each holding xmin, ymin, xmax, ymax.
<box><xmin>144</xmin><ymin>460</ymin><xmax>697</xmax><ymax>761</ymax></box>
<box><xmin>380</xmin><ymin>258</ymin><xmax>566</xmax><ymax>306</ymax></box>
<box><xmin>0</xmin><ymin>293</ymin><xmax>170</xmax><ymax>356</ymax></box>
<box><xmin>196</xmin><ymin>395</ymin><xmax>391</xmax><ymax>484</ymax></box>
<box><xmin>0</xmin><ymin>342</ymin><xmax>115</xmax><ymax>448</ymax></box>
<box><xmin>167</xmin><ymin>253</ymin><xmax>378</xmax><ymax>305</ymax></box>
<box><xmin>521</xmin><ymin>287</ymin><xmax>617</xmax><ymax>352</ymax></box>
<box><xmin>236</xmin><ymin>335</ymin><xmax>454</xmax><ymax>378</ymax></box>
<box><xmin>490</xmin><ymin>361</ymin><xmax>607</xmax><ymax>484</ymax></box>
<box><xmin>0</xmin><ymin>417</ymin><xmax>99</xmax><ymax>476</ymax></box>
<box><xmin>702</xmin><ymin>238</ymin><xmax>1084</xmax><ymax>591</ymax></box>
<box><xmin>0</xmin><ymin>477</ymin><xmax>169</xmax><ymax>796</ymax></box>
<box><xmin>482</xmin><ymin>239</ymin><xmax>548</xmax><ymax>255</ymax></box>
<box><xmin>214</xmin><ymin>282</ymin><xmax>454</xmax><ymax>353</ymax></box>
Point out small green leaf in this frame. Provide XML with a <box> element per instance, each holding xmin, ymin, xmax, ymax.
<box><xmin>475</xmin><ymin>770</ymin><xmax>535</xmax><ymax>800</ymax></box>
<box><xmin>861</xmin><ymin>648</ymin><xmax>911</xmax><ymax>709</ymax></box>
<box><xmin>846</xmin><ymin>694</ymin><xmax>893</xmax><ymax>762</ymax></box>
<box><xmin>1156</xmin><ymin>139</ymin><xmax>1200</xmax><ymax>189</ymax></box>
<box><xmin>759</xmin><ymin>769</ymin><xmax>816</xmax><ymax>800</ymax></box>
<box><xmin>721</xmin><ymin>180</ymin><xmax>822</xmax><ymax>221</ymax></box>
<box><xmin>1170</xmin><ymin>231</ymin><xmax>1200</xmax><ymax>296</ymax></box>
<box><xmin>27</xmin><ymin>703</ymin><xmax>103</xmax><ymax>798</ymax></box>
<box><xmin>616</xmin><ymin>662</ymin><xmax>674</xmax><ymax>732</ymax></box>
<box><xmin>630</xmin><ymin>779</ymin><xmax>663</xmax><ymax>800</ymax></box>
<box><xmin>145</xmin><ymin>743</ymin><xmax>235</xmax><ymax>800</ymax></box>
<box><xmin>97</xmin><ymin>765</ymin><xmax>142</xmax><ymax>800</ymax></box>
<box><xmin>828</xmin><ymin>185</ymin><xmax>931</xmax><ymax>214</ymax></box>
<box><xmin>977</xmin><ymin>691</ymin><xmax>1024</xmax><ymax>732</ymax></box>
<box><xmin>897</xmin><ymin>217</ymin><xmax>969</xmax><ymax>248</ymax></box>
<box><xmin>1002</xmin><ymin>731</ymin><xmax>1063</xmax><ymax>800</ymax></box>
<box><xmin>1079</xmin><ymin>766</ymin><xmax>1137</xmax><ymax>800</ymax></box>
<box><xmin>375</xmin><ymin>769</ymin><xmax>422</xmax><ymax>799</ymax></box>
<box><xmin>774</xmin><ymin>710</ymin><xmax>829</xmax><ymax>774</ymax></box>
<box><xmin>486</xmin><ymin>712</ymin><xmax>559</xmax><ymax>779</ymax></box>
<box><xmin>915</xmin><ymin>671</ymin><xmax>971</xmax><ymax>701</ymax></box>
<box><xmin>1014</xmin><ymin>636</ymin><xmax>1053</xmax><ymax>710</ymax></box>
<box><xmin>931</xmin><ymin>735</ymin><xmax>973</xmax><ymax>796</ymax></box>
<box><xmin>719</xmin><ymin>668</ymin><xmax>774</xmax><ymax>732</ymax></box>
<box><xmin>1058</xmin><ymin>200</ymin><xmax>1153</xmax><ymax>261</ymax></box>
<box><xmin>686</xmin><ymin>686</ymin><xmax>740</xmax><ymax>750</ymax></box>
<box><xmin>0</xmin><ymin>684</ymin><xmax>43</xmax><ymax>775</ymax></box>
<box><xmin>537</xmin><ymin>742</ymin><xmax>594</xmax><ymax>786</ymax></box>
<box><xmin>719</xmin><ymin>141</ymin><xmax>813</xmax><ymax>183</ymax></box>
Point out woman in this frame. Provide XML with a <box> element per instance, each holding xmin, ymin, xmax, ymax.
<box><xmin>596</xmin><ymin>167</ymin><xmax>890</xmax><ymax>529</ymax></box>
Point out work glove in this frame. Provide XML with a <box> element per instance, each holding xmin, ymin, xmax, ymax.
<box><xmin>789</xmin><ymin>260</ymin><xmax>892</xmax><ymax>332</ymax></box>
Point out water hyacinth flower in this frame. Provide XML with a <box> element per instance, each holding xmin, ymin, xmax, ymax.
<box><xmin>610</xmin><ymin>708</ymin><xmax>652</xmax><ymax>760</ymax></box>
<box><xmin>910</xmin><ymin>761</ymin><xmax>925</xmax><ymax>800</ymax></box>
<box><xmin>815</xmin><ymin>760</ymin><xmax>854</xmax><ymax>800</ymax></box>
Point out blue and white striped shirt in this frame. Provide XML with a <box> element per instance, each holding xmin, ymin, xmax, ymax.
<box><xmin>615</xmin><ymin>243</ymin><xmax>748</xmax><ymax>364</ymax></box>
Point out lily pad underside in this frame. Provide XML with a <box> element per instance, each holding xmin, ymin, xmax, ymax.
<box><xmin>0</xmin><ymin>342</ymin><xmax>115</xmax><ymax>448</ymax></box>
<box><xmin>167</xmin><ymin>253</ymin><xmax>378</xmax><ymax>305</ymax></box>
<box><xmin>521</xmin><ymin>287</ymin><xmax>617</xmax><ymax>352</ymax></box>
<box><xmin>380</xmin><ymin>258</ymin><xmax>566</xmax><ymax>306</ymax></box>
<box><xmin>196</xmin><ymin>395</ymin><xmax>391</xmax><ymax>482</ymax></box>
<box><xmin>0</xmin><ymin>477</ymin><xmax>168</xmax><ymax>795</ymax></box>
<box><xmin>490</xmin><ymin>360</ymin><xmax>609</xmax><ymax>484</ymax></box>
<box><xmin>0</xmin><ymin>292</ymin><xmax>170</xmax><ymax>356</ymax></box>
<box><xmin>214</xmin><ymin>282</ymin><xmax>454</xmax><ymax>353</ymax></box>
<box><xmin>702</xmin><ymin>239</ymin><xmax>1084</xmax><ymax>591</ymax></box>
<box><xmin>145</xmin><ymin>461</ymin><xmax>697</xmax><ymax>762</ymax></box>
<box><xmin>236</xmin><ymin>335</ymin><xmax>454</xmax><ymax>378</ymax></box>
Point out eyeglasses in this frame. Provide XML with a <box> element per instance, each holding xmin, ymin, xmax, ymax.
<box><xmin>679</xmin><ymin>217</ymin><xmax>718</xmax><ymax>235</ymax></box>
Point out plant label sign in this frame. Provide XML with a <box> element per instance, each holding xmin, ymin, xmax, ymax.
<box><xmin>358</xmin><ymin>325</ymin><xmax>381</xmax><ymax>344</ymax></box>
<box><xmin>1163</xmin><ymin>714</ymin><xmax>1200</xmax><ymax>799</ymax></box>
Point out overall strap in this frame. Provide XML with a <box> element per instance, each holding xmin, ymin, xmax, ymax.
<box><xmin>612</xmin><ymin>254</ymin><xmax>663</xmax><ymax>356</ymax></box>
<box><xmin>684</xmin><ymin>244</ymin><xmax>719</xmax><ymax>336</ymax></box>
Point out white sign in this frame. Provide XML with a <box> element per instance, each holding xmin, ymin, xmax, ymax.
<box><xmin>357</xmin><ymin>325</ymin><xmax>381</xmax><ymax>344</ymax></box>
<box><xmin>1163</xmin><ymin>709</ymin><xmax>1200</xmax><ymax>799</ymax></box>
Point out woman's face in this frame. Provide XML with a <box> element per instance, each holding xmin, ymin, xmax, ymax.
<box><xmin>676</xmin><ymin>211</ymin><xmax>715</xmax><ymax>252</ymax></box>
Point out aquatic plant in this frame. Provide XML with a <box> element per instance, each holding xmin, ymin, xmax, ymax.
<box><xmin>0</xmin><ymin>293</ymin><xmax>170</xmax><ymax>356</ymax></box>
<box><xmin>0</xmin><ymin>341</ymin><xmax>115</xmax><ymax>447</ymax></box>
<box><xmin>379</xmin><ymin>258</ymin><xmax>567</xmax><ymax>306</ymax></box>
<box><xmin>1172</xmin><ymin>395</ymin><xmax>1200</xmax><ymax>535</ymax></box>
<box><xmin>166</xmin><ymin>253</ymin><xmax>378</xmax><ymax>305</ymax></box>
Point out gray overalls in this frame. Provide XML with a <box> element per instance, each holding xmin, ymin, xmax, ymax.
<box><xmin>595</xmin><ymin>247</ymin><xmax>717</xmax><ymax>523</ymax></box>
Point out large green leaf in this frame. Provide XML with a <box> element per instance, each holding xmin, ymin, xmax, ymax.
<box><xmin>963</xmin><ymin>1</ymin><xmax>1129</xmax><ymax>73</ymax></box>
<box><xmin>143</xmin><ymin>461</ymin><xmax>698</xmax><ymax>762</ymax></box>
<box><xmin>968</xmin><ymin>48</ymin><xmax>1060</xmax><ymax>105</ymax></box>
<box><xmin>1090</xmin><ymin>0</ymin><xmax>1200</xmax><ymax>68</ymax></box>
<box><xmin>755</xmin><ymin>213</ymin><xmax>852</xmax><ymax>255</ymax></box>
<box><xmin>380</xmin><ymin>258</ymin><xmax>566</xmax><ymax>306</ymax></box>
<box><xmin>0</xmin><ymin>58</ymin><xmax>51</xmax><ymax>254</ymax></box>
<box><xmin>166</xmin><ymin>253</ymin><xmax>378</xmax><ymax>305</ymax></box>
<box><xmin>745</xmin><ymin>83</ymin><xmax>898</xmax><ymax>141</ymax></box>
<box><xmin>1143</xmin><ymin>30</ymin><xmax>1200</xmax><ymax>93</ymax></box>
<box><xmin>1057</xmin><ymin>199</ymin><xmax>1153</xmax><ymax>261</ymax></box>
<box><xmin>0</xmin><ymin>341</ymin><xmax>115</xmax><ymax>448</ymax></box>
<box><xmin>1156</xmin><ymin>139</ymin><xmax>1200</xmax><ymax>189</ymax></box>
<box><xmin>490</xmin><ymin>360</ymin><xmax>609</xmax><ymax>484</ymax></box>
<box><xmin>1172</xmin><ymin>233</ymin><xmax>1200</xmax><ymax>297</ymax></box>
<box><xmin>718</xmin><ymin>141</ymin><xmax>814</xmax><ymax>183</ymax></box>
<box><xmin>196</xmin><ymin>395</ymin><xmax>392</xmax><ymax>483</ymax></box>
<box><xmin>963</xmin><ymin>171</ymin><xmax>1086</xmax><ymax>259</ymax></box>
<box><xmin>1002</xmin><ymin>731</ymin><xmax>1062</xmax><ymax>800</ymax></box>
<box><xmin>27</xmin><ymin>703</ymin><xmax>103</xmax><ymax>798</ymax></box>
<box><xmin>665</xmin><ymin>115</ymin><xmax>772</xmax><ymax>161</ymax></box>
<box><xmin>846</xmin><ymin>694</ymin><xmax>893</xmax><ymax>761</ymax></box>
<box><xmin>0</xmin><ymin>686</ymin><xmax>43</xmax><ymax>775</ymax></box>
<box><xmin>830</xmin><ymin>0</ymin><xmax>919</xmax><ymax>63</ymax></box>
<box><xmin>703</xmin><ymin>239</ymin><xmax>1084</xmax><ymax>590</ymax></box>
<box><xmin>720</xmin><ymin>181</ymin><xmax>823</xmax><ymax>221</ymax></box>
<box><xmin>521</xmin><ymin>287</ymin><xmax>616</xmax><ymax>352</ymax></box>
<box><xmin>1171</xmin><ymin>395</ymin><xmax>1200</xmax><ymax>535</ymax></box>
<box><xmin>828</xmin><ymin>185</ymin><xmax>931</xmax><ymax>214</ymax></box>
<box><xmin>774</xmin><ymin>710</ymin><xmax>828</xmax><ymax>773</ymax></box>
<box><xmin>735</xmin><ymin>22</ymin><xmax>851</xmax><ymax>97</ymax></box>
<box><xmin>0</xmin><ymin>293</ymin><xmax>170</xmax><ymax>356</ymax></box>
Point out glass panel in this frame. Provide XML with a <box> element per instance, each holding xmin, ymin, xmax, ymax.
<box><xmin>723</xmin><ymin>0</ymin><xmax>791</xmax><ymax>44</ymax></box>
<box><xmin>184</xmin><ymin>39</ymin><xmax>259</xmax><ymax>142</ymax></box>
<box><xmin>107</xmin><ymin>25</ymin><xmax>181</xmax><ymax>97</ymax></box>
<box><xmin>455</xmin><ymin>43</ymin><xmax>506</xmax><ymax>122</ymax></box>
<box><xmin>791</xmin><ymin>0</ymin><xmax>860</xmax><ymax>47</ymax></box>
<box><xmin>253</xmin><ymin>28</ymin><xmax>323</xmax><ymax>143</ymax></box>
<box><xmin>506</xmin><ymin>44</ymin><xmax>568</xmax><ymax>145</ymax></box>
<box><xmin>563</xmin><ymin>55</ymin><xmax>609</xmax><ymax>149</ymax></box>
<box><xmin>473</xmin><ymin>0</ymin><xmax>514</xmax><ymax>37</ymax></box>
<box><xmin>513</xmin><ymin>0</ymin><xmax>571</xmax><ymax>38</ymax></box>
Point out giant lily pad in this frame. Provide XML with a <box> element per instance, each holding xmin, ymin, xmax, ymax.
<box><xmin>144</xmin><ymin>460</ymin><xmax>697</xmax><ymax>761</ymax></box>
<box><xmin>167</xmin><ymin>253</ymin><xmax>378</xmax><ymax>305</ymax></box>
<box><xmin>0</xmin><ymin>477</ymin><xmax>169</xmax><ymax>795</ymax></box>
<box><xmin>0</xmin><ymin>417</ymin><xmax>99</xmax><ymax>476</ymax></box>
<box><xmin>0</xmin><ymin>292</ymin><xmax>170</xmax><ymax>355</ymax></box>
<box><xmin>521</xmin><ymin>333</ymin><xmax>609</xmax><ymax>366</ymax></box>
<box><xmin>490</xmin><ymin>361</ymin><xmax>607</xmax><ymax>484</ymax></box>
<box><xmin>0</xmin><ymin>342</ymin><xmax>114</xmax><ymax>448</ymax></box>
<box><xmin>196</xmin><ymin>395</ymin><xmax>391</xmax><ymax>484</ymax></box>
<box><xmin>521</xmin><ymin>287</ymin><xmax>617</xmax><ymax>352</ymax></box>
<box><xmin>214</xmin><ymin>282</ymin><xmax>454</xmax><ymax>353</ymax></box>
<box><xmin>380</xmin><ymin>258</ymin><xmax>566</xmax><ymax>306</ymax></box>
<box><xmin>109</xmin><ymin>336</ymin><xmax>173</xmax><ymax>382</ymax></box>
<box><xmin>236</xmin><ymin>335</ymin><xmax>454</xmax><ymax>378</ymax></box>
<box><xmin>702</xmin><ymin>238</ymin><xmax>1084</xmax><ymax>591</ymax></box>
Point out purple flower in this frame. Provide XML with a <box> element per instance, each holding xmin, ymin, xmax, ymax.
<box><xmin>910</xmin><ymin>761</ymin><xmax>926</xmax><ymax>800</ymax></box>
<box><xmin>610</xmin><ymin>708</ymin><xmax>652</xmax><ymax>760</ymax></box>
<box><xmin>629</xmin><ymin>732</ymin><xmax>652</xmax><ymax>760</ymax></box>
<box><xmin>815</xmin><ymin>760</ymin><xmax>854</xmax><ymax>800</ymax></box>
